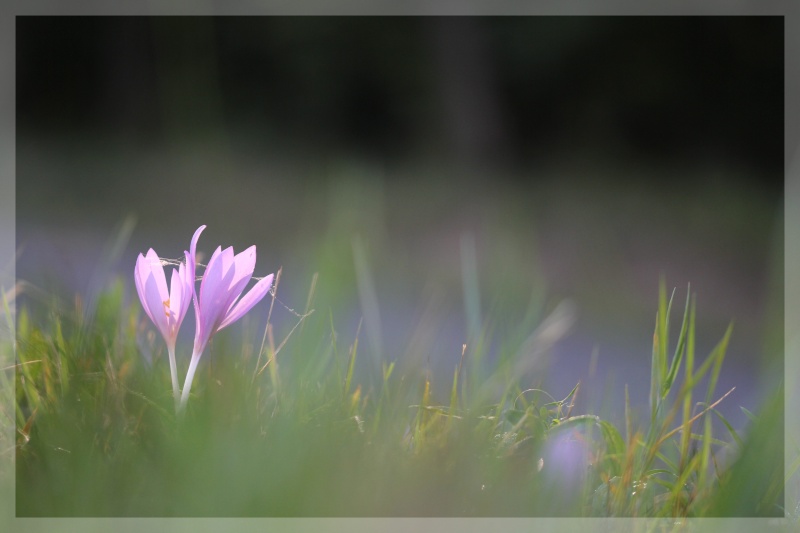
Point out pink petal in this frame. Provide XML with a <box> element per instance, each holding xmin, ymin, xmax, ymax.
<box><xmin>188</xmin><ymin>225</ymin><xmax>207</xmax><ymax>354</ymax></box>
<box><xmin>227</xmin><ymin>245</ymin><xmax>257</xmax><ymax>296</ymax></box>
<box><xmin>145</xmin><ymin>249</ymin><xmax>169</xmax><ymax>299</ymax></box>
<box><xmin>143</xmin><ymin>265</ymin><xmax>171</xmax><ymax>342</ymax></box>
<box><xmin>197</xmin><ymin>245</ymin><xmax>224</xmax><ymax>306</ymax></box>
<box><xmin>168</xmin><ymin>267</ymin><xmax>187</xmax><ymax>326</ymax></box>
<box><xmin>197</xmin><ymin>246</ymin><xmax>236</xmax><ymax>343</ymax></box>
<box><xmin>134</xmin><ymin>253</ymin><xmax>154</xmax><ymax>322</ymax></box>
<box><xmin>219</xmin><ymin>246</ymin><xmax>235</xmax><ymax>279</ymax></box>
<box><xmin>213</xmin><ymin>246</ymin><xmax>257</xmax><ymax>331</ymax></box>
<box><xmin>184</xmin><ymin>226</ymin><xmax>270</xmax><ymax>361</ymax></box>
<box><xmin>188</xmin><ymin>225</ymin><xmax>206</xmax><ymax>283</ymax></box>
<box><xmin>178</xmin><ymin>260</ymin><xmax>193</xmax><ymax>318</ymax></box>
<box><xmin>218</xmin><ymin>273</ymin><xmax>274</xmax><ymax>331</ymax></box>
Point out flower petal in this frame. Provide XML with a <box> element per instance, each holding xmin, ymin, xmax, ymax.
<box><xmin>215</xmin><ymin>246</ymin><xmax>258</xmax><ymax>321</ymax></box>
<box><xmin>197</xmin><ymin>246</ymin><xmax>236</xmax><ymax>344</ymax></box>
<box><xmin>218</xmin><ymin>273</ymin><xmax>274</xmax><ymax>331</ymax></box>
<box><xmin>227</xmin><ymin>245</ymin><xmax>257</xmax><ymax>296</ymax></box>
<box><xmin>188</xmin><ymin>226</ymin><xmax>208</xmax><ymax>355</ymax></box>
<box><xmin>188</xmin><ymin>225</ymin><xmax>206</xmax><ymax>283</ymax></box>
<box><xmin>178</xmin><ymin>259</ymin><xmax>193</xmax><ymax>319</ymax></box>
<box><xmin>134</xmin><ymin>253</ymin><xmax>154</xmax><ymax>322</ymax></box>
<box><xmin>143</xmin><ymin>263</ymin><xmax>171</xmax><ymax>343</ymax></box>
<box><xmin>185</xmin><ymin>226</ymin><xmax>271</xmax><ymax>363</ymax></box>
<box><xmin>168</xmin><ymin>267</ymin><xmax>187</xmax><ymax>327</ymax></box>
<box><xmin>145</xmin><ymin>249</ymin><xmax>169</xmax><ymax>299</ymax></box>
<box><xmin>216</xmin><ymin>246</ymin><xmax>255</xmax><ymax>320</ymax></box>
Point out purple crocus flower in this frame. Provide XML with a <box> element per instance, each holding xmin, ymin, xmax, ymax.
<box><xmin>180</xmin><ymin>225</ymin><xmax>274</xmax><ymax>410</ymax></box>
<box><xmin>134</xmin><ymin>243</ymin><xmax>193</xmax><ymax>407</ymax></box>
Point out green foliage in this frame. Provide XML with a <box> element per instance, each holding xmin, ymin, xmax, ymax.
<box><xmin>4</xmin><ymin>276</ymin><xmax>787</xmax><ymax>519</ymax></box>
<box><xmin>589</xmin><ymin>279</ymin><xmax>749</xmax><ymax>518</ymax></box>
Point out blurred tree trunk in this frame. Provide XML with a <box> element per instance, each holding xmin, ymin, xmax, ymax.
<box><xmin>426</xmin><ymin>18</ymin><xmax>509</xmax><ymax>167</ymax></box>
<box><xmin>100</xmin><ymin>20</ymin><xmax>157</xmax><ymax>140</ymax></box>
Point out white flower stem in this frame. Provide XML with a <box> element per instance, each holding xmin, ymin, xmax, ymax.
<box><xmin>167</xmin><ymin>345</ymin><xmax>180</xmax><ymax>412</ymax></box>
<box><xmin>179</xmin><ymin>353</ymin><xmax>201</xmax><ymax>413</ymax></box>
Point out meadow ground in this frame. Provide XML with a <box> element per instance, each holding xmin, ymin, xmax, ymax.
<box><xmin>4</xmin><ymin>143</ymin><xmax>792</xmax><ymax>525</ymax></box>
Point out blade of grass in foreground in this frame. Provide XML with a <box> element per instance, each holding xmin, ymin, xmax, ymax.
<box><xmin>352</xmin><ymin>236</ymin><xmax>383</xmax><ymax>378</ymax></box>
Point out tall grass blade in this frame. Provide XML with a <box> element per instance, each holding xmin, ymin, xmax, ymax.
<box><xmin>662</xmin><ymin>285</ymin><xmax>691</xmax><ymax>398</ymax></box>
<box><xmin>624</xmin><ymin>384</ymin><xmax>631</xmax><ymax>446</ymax></box>
<box><xmin>704</xmin><ymin>323</ymin><xmax>733</xmax><ymax>406</ymax></box>
<box><xmin>447</xmin><ymin>365</ymin><xmax>459</xmax><ymax>425</ymax></box>
<box><xmin>352</xmin><ymin>236</ymin><xmax>383</xmax><ymax>377</ymax></box>
<box><xmin>344</xmin><ymin>319</ymin><xmax>362</xmax><ymax>397</ymax></box>
<box><xmin>705</xmin><ymin>407</ymin><xmax>744</xmax><ymax>450</ymax></box>
<box><xmin>85</xmin><ymin>215</ymin><xmax>136</xmax><ymax>322</ymax></box>
<box><xmin>299</xmin><ymin>272</ymin><xmax>318</xmax><ymax>337</ymax></box>
<box><xmin>253</xmin><ymin>267</ymin><xmax>281</xmax><ymax>385</ymax></box>
<box><xmin>460</xmin><ymin>233</ymin><xmax>481</xmax><ymax>348</ymax></box>
<box><xmin>679</xmin><ymin>297</ymin><xmax>696</xmax><ymax>471</ymax></box>
<box><xmin>705</xmin><ymin>383</ymin><xmax>784</xmax><ymax>516</ymax></box>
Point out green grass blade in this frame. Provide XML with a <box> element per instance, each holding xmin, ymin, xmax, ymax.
<box><xmin>662</xmin><ymin>285</ymin><xmax>691</xmax><ymax>398</ymax></box>
<box><xmin>740</xmin><ymin>406</ymin><xmax>757</xmax><ymax>423</ymax></box>
<box><xmin>624</xmin><ymin>384</ymin><xmax>631</xmax><ymax>446</ymax></box>
<box><xmin>352</xmin><ymin>236</ymin><xmax>383</xmax><ymax>377</ymax></box>
<box><xmin>460</xmin><ymin>232</ymin><xmax>482</xmax><ymax>347</ymax></box>
<box><xmin>546</xmin><ymin>414</ymin><xmax>599</xmax><ymax>435</ymax></box>
<box><xmin>448</xmin><ymin>365</ymin><xmax>459</xmax><ymax>419</ymax></box>
<box><xmin>54</xmin><ymin>317</ymin><xmax>69</xmax><ymax>397</ymax></box>
<box><xmin>680</xmin><ymin>297</ymin><xmax>696</xmax><ymax>458</ymax></box>
<box><xmin>708</xmin><ymin>325</ymin><xmax>732</xmax><ymax>401</ymax></box>
<box><xmin>598</xmin><ymin>419</ymin><xmax>626</xmax><ymax>476</ymax></box>
<box><xmin>685</xmin><ymin>322</ymin><xmax>732</xmax><ymax>393</ymax></box>
<box><xmin>698</xmin><ymin>414</ymin><xmax>713</xmax><ymax>494</ymax></box>
<box><xmin>787</xmin><ymin>450</ymin><xmax>800</xmax><ymax>483</ymax></box>
<box><xmin>654</xmin><ymin>449</ymin><xmax>679</xmax><ymax>474</ymax></box>
<box><xmin>705</xmin><ymin>406</ymin><xmax>744</xmax><ymax>450</ymax></box>
<box><xmin>329</xmin><ymin>309</ymin><xmax>343</xmax><ymax>384</ymax></box>
<box><xmin>650</xmin><ymin>313</ymin><xmax>660</xmax><ymax>424</ymax></box>
<box><xmin>344</xmin><ymin>319</ymin><xmax>361</xmax><ymax>397</ymax></box>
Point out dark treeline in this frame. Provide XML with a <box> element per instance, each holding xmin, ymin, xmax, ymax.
<box><xmin>17</xmin><ymin>17</ymin><xmax>783</xmax><ymax>188</ymax></box>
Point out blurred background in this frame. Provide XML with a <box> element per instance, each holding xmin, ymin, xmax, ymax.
<box><xmin>15</xmin><ymin>17</ymin><xmax>783</xmax><ymax>430</ymax></box>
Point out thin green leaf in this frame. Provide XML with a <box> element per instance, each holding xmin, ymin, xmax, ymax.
<box><xmin>546</xmin><ymin>414</ymin><xmax>600</xmax><ymax>435</ymax></box>
<box><xmin>686</xmin><ymin>322</ymin><xmax>732</xmax><ymax>393</ymax></box>
<box><xmin>654</xmin><ymin>450</ymin><xmax>678</xmax><ymax>473</ymax></box>
<box><xmin>704</xmin><ymin>323</ymin><xmax>733</xmax><ymax>406</ymax></box>
<box><xmin>598</xmin><ymin>419</ymin><xmax>626</xmax><ymax>460</ymax></box>
<box><xmin>344</xmin><ymin>319</ymin><xmax>362</xmax><ymax>397</ymax></box>
<box><xmin>740</xmin><ymin>406</ymin><xmax>757</xmax><ymax>423</ymax></box>
<box><xmin>448</xmin><ymin>365</ymin><xmax>459</xmax><ymax>418</ymax></box>
<box><xmin>560</xmin><ymin>381</ymin><xmax>581</xmax><ymax>406</ymax></box>
<box><xmin>662</xmin><ymin>285</ymin><xmax>691</xmax><ymax>397</ymax></box>
<box><xmin>705</xmin><ymin>406</ymin><xmax>744</xmax><ymax>449</ymax></box>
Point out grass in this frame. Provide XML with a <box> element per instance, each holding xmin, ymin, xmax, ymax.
<box><xmin>3</xmin><ymin>262</ymin><xmax>789</xmax><ymax>521</ymax></box>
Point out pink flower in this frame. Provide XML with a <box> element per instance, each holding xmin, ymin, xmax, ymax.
<box><xmin>134</xmin><ymin>243</ymin><xmax>193</xmax><ymax>406</ymax></box>
<box><xmin>180</xmin><ymin>225</ymin><xmax>274</xmax><ymax>410</ymax></box>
